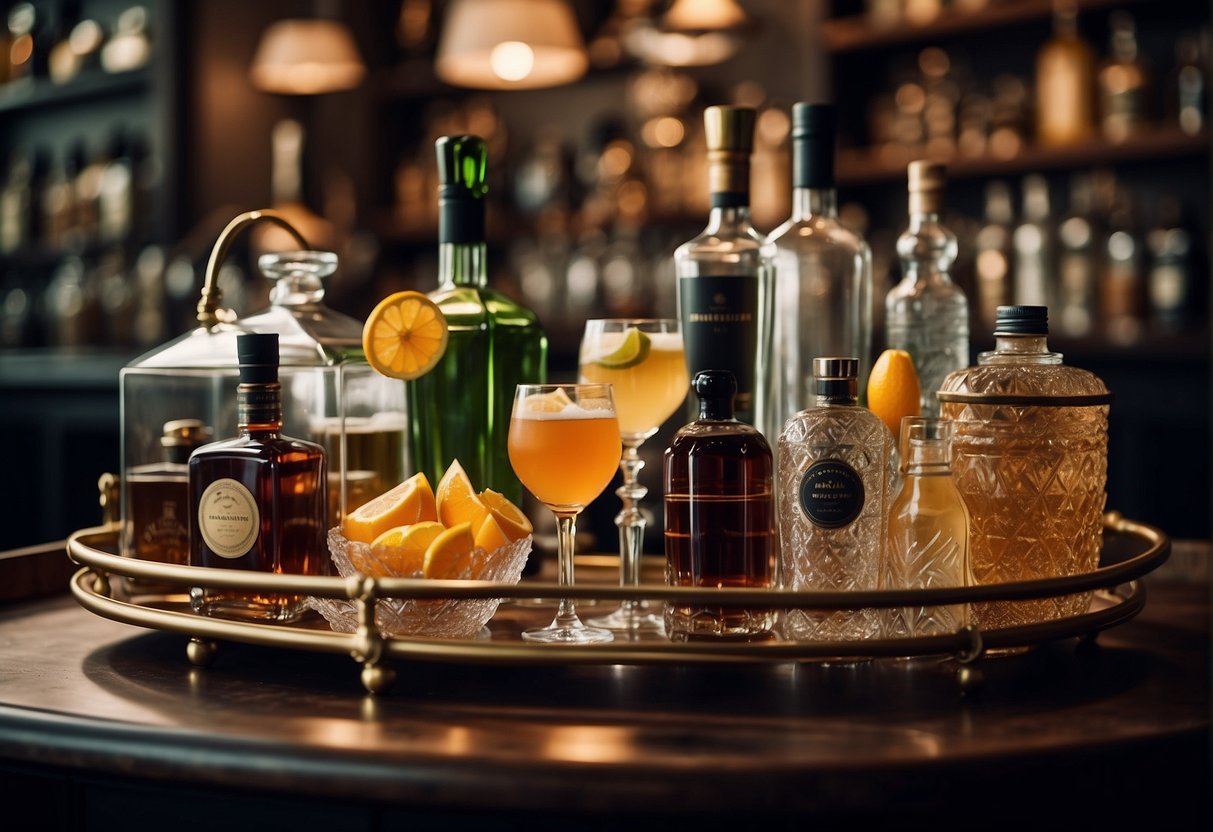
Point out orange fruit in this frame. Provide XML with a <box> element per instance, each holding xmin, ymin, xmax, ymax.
<box><xmin>473</xmin><ymin>514</ymin><xmax>511</xmax><ymax>553</ymax></box>
<box><xmin>435</xmin><ymin>459</ymin><xmax>490</xmax><ymax>531</ymax></box>
<box><xmin>422</xmin><ymin>521</ymin><xmax>475</xmax><ymax>579</ymax></box>
<box><xmin>362</xmin><ymin>290</ymin><xmax>449</xmax><ymax>380</ymax></box>
<box><xmin>867</xmin><ymin>348</ymin><xmax>922</xmax><ymax>439</ymax></box>
<box><xmin>479</xmin><ymin>489</ymin><xmax>533</xmax><ymax>542</ymax></box>
<box><xmin>341</xmin><ymin>472</ymin><xmax>438</xmax><ymax>544</ymax></box>
<box><xmin>367</xmin><ymin>521</ymin><xmax>445</xmax><ymax>576</ymax></box>
<box><xmin>519</xmin><ymin>387</ymin><xmax>573</xmax><ymax>414</ymax></box>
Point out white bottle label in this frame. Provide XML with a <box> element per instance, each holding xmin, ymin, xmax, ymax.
<box><xmin>198</xmin><ymin>478</ymin><xmax>260</xmax><ymax>559</ymax></box>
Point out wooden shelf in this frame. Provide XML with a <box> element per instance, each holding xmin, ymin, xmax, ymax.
<box><xmin>836</xmin><ymin>125</ymin><xmax>1209</xmax><ymax>185</ymax></box>
<box><xmin>0</xmin><ymin>68</ymin><xmax>150</xmax><ymax>115</ymax></box>
<box><xmin>821</xmin><ymin>0</ymin><xmax>1153</xmax><ymax>53</ymax></box>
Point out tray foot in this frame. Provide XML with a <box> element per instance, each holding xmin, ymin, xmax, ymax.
<box><xmin>361</xmin><ymin>662</ymin><xmax>395</xmax><ymax>694</ymax></box>
<box><xmin>187</xmin><ymin>638</ymin><xmax>218</xmax><ymax>667</ymax></box>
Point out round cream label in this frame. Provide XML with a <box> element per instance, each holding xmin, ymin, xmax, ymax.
<box><xmin>198</xmin><ymin>478</ymin><xmax>260</xmax><ymax>559</ymax></box>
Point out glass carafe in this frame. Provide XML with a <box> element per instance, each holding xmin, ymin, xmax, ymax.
<box><xmin>938</xmin><ymin>305</ymin><xmax>1110</xmax><ymax>630</ymax></box>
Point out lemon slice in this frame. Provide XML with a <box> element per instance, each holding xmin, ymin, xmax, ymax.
<box><xmin>593</xmin><ymin>328</ymin><xmax>650</xmax><ymax>369</ymax></box>
<box><xmin>363</xmin><ymin>291</ymin><xmax>449</xmax><ymax>380</ymax></box>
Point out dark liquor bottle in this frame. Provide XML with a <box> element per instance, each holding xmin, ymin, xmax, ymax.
<box><xmin>674</xmin><ymin>105</ymin><xmax>774</xmax><ymax>429</ymax></box>
<box><xmin>663</xmin><ymin>370</ymin><xmax>775</xmax><ymax>640</ymax></box>
<box><xmin>125</xmin><ymin>418</ymin><xmax>213</xmax><ymax>596</ymax></box>
<box><xmin>189</xmin><ymin>333</ymin><xmax>329</xmax><ymax>622</ymax></box>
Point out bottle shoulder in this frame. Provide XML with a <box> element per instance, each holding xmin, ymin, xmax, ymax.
<box><xmin>668</xmin><ymin>421</ymin><xmax>773</xmax><ymax>456</ymax></box>
<box><xmin>431</xmin><ymin>286</ymin><xmax>544</xmax><ymax>329</ymax></box>
<box><xmin>779</xmin><ymin>405</ymin><xmax>893</xmax><ymax>445</ymax></box>
<box><xmin>770</xmin><ymin>215</ymin><xmax>871</xmax><ymax>256</ymax></box>
<box><xmin>939</xmin><ymin>359</ymin><xmax>1108</xmax><ymax>397</ymax></box>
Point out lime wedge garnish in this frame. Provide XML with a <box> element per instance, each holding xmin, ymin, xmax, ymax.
<box><xmin>594</xmin><ymin>328</ymin><xmax>651</xmax><ymax>369</ymax></box>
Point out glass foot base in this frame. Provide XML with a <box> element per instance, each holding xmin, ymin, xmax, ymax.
<box><xmin>587</xmin><ymin>604</ymin><xmax>665</xmax><ymax>633</ymax></box>
<box><xmin>522</xmin><ymin>621</ymin><xmax>614</xmax><ymax>644</ymax></box>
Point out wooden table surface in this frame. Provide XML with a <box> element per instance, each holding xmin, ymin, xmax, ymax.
<box><xmin>0</xmin><ymin>541</ymin><xmax>1209</xmax><ymax>829</ymax></box>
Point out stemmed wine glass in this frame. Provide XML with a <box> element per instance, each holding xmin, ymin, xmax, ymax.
<box><xmin>508</xmin><ymin>383</ymin><xmax>622</xmax><ymax>644</ymax></box>
<box><xmin>578</xmin><ymin>319</ymin><xmax>688</xmax><ymax>632</ymax></box>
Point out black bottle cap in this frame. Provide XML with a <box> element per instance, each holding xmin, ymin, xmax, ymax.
<box><xmin>693</xmin><ymin>370</ymin><xmax>737</xmax><ymax>420</ymax></box>
<box><xmin>236</xmin><ymin>332</ymin><xmax>279</xmax><ymax>385</ymax></box>
<box><xmin>791</xmin><ymin>102</ymin><xmax>836</xmax><ymax>190</ymax></box>
<box><xmin>435</xmin><ymin>134</ymin><xmax>487</xmax><ymax>244</ymax></box>
<box><xmin>994</xmin><ymin>305</ymin><xmax>1049</xmax><ymax>335</ymax></box>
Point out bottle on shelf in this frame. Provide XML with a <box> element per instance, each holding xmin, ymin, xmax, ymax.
<box><xmin>1100</xmin><ymin>183</ymin><xmax>1142</xmax><ymax>344</ymax></box>
<box><xmin>884</xmin><ymin>160</ymin><xmax>969</xmax><ymax>418</ymax></box>
<box><xmin>0</xmin><ymin>149</ymin><xmax>33</xmax><ymax>254</ymax></box>
<box><xmin>973</xmin><ymin>180</ymin><xmax>1015</xmax><ymax>331</ymax></box>
<box><xmin>938</xmin><ymin>305</ymin><xmax>1110</xmax><ymax>634</ymax></box>
<box><xmin>1012</xmin><ymin>173</ymin><xmax>1053</xmax><ymax>309</ymax></box>
<box><xmin>779</xmin><ymin>357</ymin><xmax>895</xmax><ymax>642</ymax></box>
<box><xmin>885</xmin><ymin>416</ymin><xmax>970</xmax><ymax>638</ymax></box>
<box><xmin>664</xmin><ymin>370</ymin><xmax>775</xmax><ymax>641</ymax></box>
<box><xmin>408</xmin><ymin>134</ymin><xmax>548</xmax><ymax>508</ymax></box>
<box><xmin>1056</xmin><ymin>172</ymin><xmax>1099</xmax><ymax>338</ymax></box>
<box><xmin>674</xmin><ymin>105</ymin><xmax>774</xmax><ymax>430</ymax></box>
<box><xmin>1146</xmin><ymin>195</ymin><xmax>1194</xmax><ymax>333</ymax></box>
<box><xmin>1035</xmin><ymin>0</ymin><xmax>1096</xmax><ymax>147</ymax></box>
<box><xmin>189</xmin><ymin>333</ymin><xmax>330</xmax><ymax>623</ymax></box>
<box><xmin>1170</xmin><ymin>33</ymin><xmax>1207</xmax><ymax>136</ymax></box>
<box><xmin>767</xmin><ymin>102</ymin><xmax>873</xmax><ymax>442</ymax></box>
<box><xmin>124</xmin><ymin>418</ymin><xmax>213</xmax><ymax>596</ymax></box>
<box><xmin>1097</xmin><ymin>12</ymin><xmax>1149</xmax><ymax>143</ymax></box>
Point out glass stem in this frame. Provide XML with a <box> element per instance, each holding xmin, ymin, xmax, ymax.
<box><xmin>615</xmin><ymin>440</ymin><xmax>647</xmax><ymax>612</ymax></box>
<box><xmin>553</xmin><ymin>510</ymin><xmax>582</xmax><ymax>628</ymax></box>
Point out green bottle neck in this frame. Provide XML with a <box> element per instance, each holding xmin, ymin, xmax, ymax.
<box><xmin>439</xmin><ymin>241</ymin><xmax>488</xmax><ymax>289</ymax></box>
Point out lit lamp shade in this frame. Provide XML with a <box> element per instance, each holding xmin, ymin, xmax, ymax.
<box><xmin>435</xmin><ymin>0</ymin><xmax>588</xmax><ymax>90</ymax></box>
<box><xmin>663</xmin><ymin>0</ymin><xmax>748</xmax><ymax>32</ymax></box>
<box><xmin>250</xmin><ymin>19</ymin><xmax>366</xmax><ymax>95</ymax></box>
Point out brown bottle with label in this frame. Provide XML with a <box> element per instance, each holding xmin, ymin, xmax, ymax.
<box><xmin>189</xmin><ymin>333</ymin><xmax>329</xmax><ymax>622</ymax></box>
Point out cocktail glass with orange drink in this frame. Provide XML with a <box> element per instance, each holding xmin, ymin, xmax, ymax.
<box><xmin>508</xmin><ymin>383</ymin><xmax>622</xmax><ymax>643</ymax></box>
<box><xmin>578</xmin><ymin>319</ymin><xmax>687</xmax><ymax>631</ymax></box>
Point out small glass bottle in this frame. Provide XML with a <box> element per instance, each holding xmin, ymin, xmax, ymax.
<box><xmin>189</xmin><ymin>333</ymin><xmax>330</xmax><ymax>623</ymax></box>
<box><xmin>1012</xmin><ymin>174</ymin><xmax>1054</xmax><ymax>309</ymax></box>
<box><xmin>125</xmin><ymin>418</ymin><xmax>213</xmax><ymax>595</ymax></box>
<box><xmin>1056</xmin><ymin>172</ymin><xmax>1098</xmax><ymax>338</ymax></box>
<box><xmin>664</xmin><ymin>370</ymin><xmax>775</xmax><ymax>640</ymax></box>
<box><xmin>674</xmin><ymin>105</ymin><xmax>775</xmax><ymax>429</ymax></box>
<box><xmin>408</xmin><ymin>135</ymin><xmax>548</xmax><ymax>507</ymax></box>
<box><xmin>1098</xmin><ymin>12</ymin><xmax>1149</xmax><ymax>143</ymax></box>
<box><xmin>1035</xmin><ymin>0</ymin><xmax>1096</xmax><ymax>147</ymax></box>
<box><xmin>767</xmin><ymin>102</ymin><xmax>873</xmax><ymax>442</ymax></box>
<box><xmin>885</xmin><ymin>416</ymin><xmax>969</xmax><ymax>637</ymax></box>
<box><xmin>779</xmin><ymin>357</ymin><xmax>895</xmax><ymax>642</ymax></box>
<box><xmin>885</xmin><ymin>160</ymin><xmax>969</xmax><ymax>418</ymax></box>
<box><xmin>973</xmin><ymin>180</ymin><xmax>1014</xmax><ymax>331</ymax></box>
<box><xmin>938</xmin><ymin>305</ymin><xmax>1110</xmax><ymax>631</ymax></box>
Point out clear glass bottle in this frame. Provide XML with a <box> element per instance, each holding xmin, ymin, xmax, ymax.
<box><xmin>779</xmin><ymin>357</ymin><xmax>895</xmax><ymax>642</ymax></box>
<box><xmin>125</xmin><ymin>418</ymin><xmax>213</xmax><ymax>596</ymax></box>
<box><xmin>1056</xmin><ymin>173</ymin><xmax>1098</xmax><ymax>337</ymax></box>
<box><xmin>884</xmin><ymin>160</ymin><xmax>969</xmax><ymax>418</ymax></box>
<box><xmin>885</xmin><ymin>416</ymin><xmax>969</xmax><ymax>637</ymax></box>
<box><xmin>1098</xmin><ymin>12</ymin><xmax>1149</xmax><ymax>143</ymax></box>
<box><xmin>408</xmin><ymin>135</ymin><xmax>549</xmax><ymax>507</ymax></box>
<box><xmin>973</xmin><ymin>180</ymin><xmax>1014</xmax><ymax>331</ymax></box>
<box><xmin>664</xmin><ymin>370</ymin><xmax>775</xmax><ymax>640</ymax></box>
<box><xmin>1035</xmin><ymin>0</ymin><xmax>1096</xmax><ymax>147</ymax></box>
<box><xmin>189</xmin><ymin>333</ymin><xmax>330</xmax><ymax>623</ymax></box>
<box><xmin>1013</xmin><ymin>174</ymin><xmax>1053</xmax><ymax>308</ymax></box>
<box><xmin>674</xmin><ymin>105</ymin><xmax>775</xmax><ymax>430</ymax></box>
<box><xmin>767</xmin><ymin>103</ymin><xmax>873</xmax><ymax>441</ymax></box>
<box><xmin>938</xmin><ymin>305</ymin><xmax>1110</xmax><ymax>630</ymax></box>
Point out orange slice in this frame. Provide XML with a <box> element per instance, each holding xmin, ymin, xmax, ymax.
<box><xmin>362</xmin><ymin>290</ymin><xmax>449</xmax><ymax>380</ymax></box>
<box><xmin>479</xmin><ymin>489</ymin><xmax>533</xmax><ymax>542</ymax></box>
<box><xmin>368</xmin><ymin>521</ymin><xmax>445</xmax><ymax>576</ymax></box>
<box><xmin>519</xmin><ymin>387</ymin><xmax>573</xmax><ymax>414</ymax></box>
<box><xmin>435</xmin><ymin>459</ymin><xmax>490</xmax><ymax>531</ymax></box>
<box><xmin>866</xmin><ymin>348</ymin><xmax>922</xmax><ymax>439</ymax></box>
<box><xmin>473</xmin><ymin>514</ymin><xmax>511</xmax><ymax>553</ymax></box>
<box><xmin>422</xmin><ymin>521</ymin><xmax>475</xmax><ymax>579</ymax></box>
<box><xmin>341</xmin><ymin>472</ymin><xmax>438</xmax><ymax>544</ymax></box>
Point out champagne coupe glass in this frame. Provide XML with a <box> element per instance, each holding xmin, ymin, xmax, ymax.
<box><xmin>508</xmin><ymin>383</ymin><xmax>622</xmax><ymax>644</ymax></box>
<box><xmin>578</xmin><ymin>319</ymin><xmax>688</xmax><ymax>631</ymax></box>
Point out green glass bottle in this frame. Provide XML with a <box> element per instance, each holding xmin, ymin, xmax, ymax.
<box><xmin>408</xmin><ymin>135</ymin><xmax>548</xmax><ymax>504</ymax></box>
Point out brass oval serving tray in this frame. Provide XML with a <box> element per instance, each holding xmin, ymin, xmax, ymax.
<box><xmin>67</xmin><ymin>513</ymin><xmax>1169</xmax><ymax>693</ymax></box>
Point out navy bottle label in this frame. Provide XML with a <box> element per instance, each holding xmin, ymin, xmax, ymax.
<box><xmin>799</xmin><ymin>460</ymin><xmax>865</xmax><ymax>528</ymax></box>
<box><xmin>679</xmin><ymin>274</ymin><xmax>759</xmax><ymax>421</ymax></box>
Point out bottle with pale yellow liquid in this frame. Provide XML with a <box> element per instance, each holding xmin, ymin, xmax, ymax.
<box><xmin>938</xmin><ymin>305</ymin><xmax>1110</xmax><ymax>632</ymax></box>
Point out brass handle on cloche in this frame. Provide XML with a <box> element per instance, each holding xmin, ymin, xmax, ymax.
<box><xmin>196</xmin><ymin>209</ymin><xmax>310</xmax><ymax>329</ymax></box>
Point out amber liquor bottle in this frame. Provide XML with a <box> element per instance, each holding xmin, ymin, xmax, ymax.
<box><xmin>189</xmin><ymin>333</ymin><xmax>329</xmax><ymax>622</ymax></box>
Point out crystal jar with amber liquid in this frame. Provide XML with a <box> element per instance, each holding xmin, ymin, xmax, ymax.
<box><xmin>189</xmin><ymin>333</ymin><xmax>329</xmax><ymax>623</ymax></box>
<box><xmin>938</xmin><ymin>305</ymin><xmax>1110</xmax><ymax>630</ymax></box>
<box><xmin>664</xmin><ymin>370</ymin><xmax>775</xmax><ymax>640</ymax></box>
<box><xmin>124</xmin><ymin>419</ymin><xmax>212</xmax><ymax>597</ymax></box>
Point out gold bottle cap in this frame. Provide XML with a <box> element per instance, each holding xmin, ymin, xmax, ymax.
<box><xmin>161</xmin><ymin>418</ymin><xmax>213</xmax><ymax>448</ymax></box>
<box><xmin>908</xmin><ymin>160</ymin><xmax>946</xmax><ymax>215</ymax></box>
<box><xmin>705</xmin><ymin>105</ymin><xmax>756</xmax><ymax>201</ymax></box>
